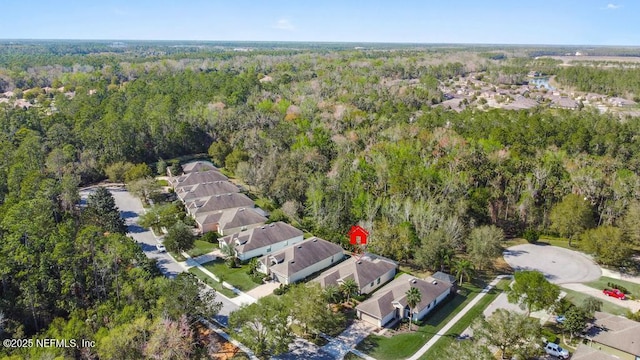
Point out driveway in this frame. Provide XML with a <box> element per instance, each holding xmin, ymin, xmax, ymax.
<box><xmin>503</xmin><ymin>244</ymin><xmax>601</xmax><ymax>284</ymax></box>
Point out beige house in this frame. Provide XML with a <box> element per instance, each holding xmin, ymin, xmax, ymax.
<box><xmin>176</xmin><ymin>181</ymin><xmax>240</xmax><ymax>203</ymax></box>
<box><xmin>186</xmin><ymin>193</ymin><xmax>254</xmax><ymax>217</ymax></box>
<box><xmin>219</xmin><ymin>222</ymin><xmax>304</xmax><ymax>261</ymax></box>
<box><xmin>356</xmin><ymin>274</ymin><xmax>453</xmax><ymax>328</ymax></box>
<box><xmin>258</xmin><ymin>237</ymin><xmax>344</xmax><ymax>285</ymax></box>
<box><xmin>169</xmin><ymin>170</ymin><xmax>229</xmax><ymax>189</ymax></box>
<box><xmin>195</xmin><ymin>207</ymin><xmax>266</xmax><ymax>235</ymax></box>
<box><xmin>313</xmin><ymin>254</ymin><xmax>397</xmax><ymax>295</ymax></box>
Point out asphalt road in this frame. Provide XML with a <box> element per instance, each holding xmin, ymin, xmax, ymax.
<box><xmin>79</xmin><ymin>185</ymin><xmax>238</xmax><ymax>325</ymax></box>
<box><xmin>503</xmin><ymin>244</ymin><xmax>602</xmax><ymax>284</ymax></box>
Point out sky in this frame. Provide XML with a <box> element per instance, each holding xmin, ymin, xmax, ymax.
<box><xmin>0</xmin><ymin>1</ymin><xmax>637</xmax><ymax>45</ymax></box>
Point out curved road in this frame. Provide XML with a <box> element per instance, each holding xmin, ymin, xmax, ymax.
<box><xmin>80</xmin><ymin>185</ymin><xmax>238</xmax><ymax>325</ymax></box>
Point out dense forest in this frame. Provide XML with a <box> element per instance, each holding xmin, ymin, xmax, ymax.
<box><xmin>1</xmin><ymin>42</ymin><xmax>640</xmax><ymax>358</ymax></box>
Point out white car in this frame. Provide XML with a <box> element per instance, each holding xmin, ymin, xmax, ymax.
<box><xmin>156</xmin><ymin>244</ymin><xmax>166</xmax><ymax>253</ymax></box>
<box><xmin>544</xmin><ymin>342</ymin><xmax>569</xmax><ymax>359</ymax></box>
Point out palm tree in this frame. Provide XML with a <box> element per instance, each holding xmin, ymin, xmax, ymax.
<box><xmin>453</xmin><ymin>259</ymin><xmax>474</xmax><ymax>286</ymax></box>
<box><xmin>406</xmin><ymin>286</ymin><xmax>422</xmax><ymax>331</ymax></box>
<box><xmin>340</xmin><ymin>278</ymin><xmax>359</xmax><ymax>304</ymax></box>
<box><xmin>220</xmin><ymin>243</ymin><xmax>237</xmax><ymax>268</ymax></box>
<box><xmin>323</xmin><ymin>285</ymin><xmax>342</xmax><ymax>304</ymax></box>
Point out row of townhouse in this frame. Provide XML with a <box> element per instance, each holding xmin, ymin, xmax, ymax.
<box><xmin>168</xmin><ymin>161</ymin><xmax>268</xmax><ymax>235</ymax></box>
<box><xmin>171</xmin><ymin>161</ymin><xmax>456</xmax><ymax>329</ymax></box>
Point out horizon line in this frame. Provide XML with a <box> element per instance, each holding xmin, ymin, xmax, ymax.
<box><xmin>1</xmin><ymin>38</ymin><xmax>639</xmax><ymax>48</ymax></box>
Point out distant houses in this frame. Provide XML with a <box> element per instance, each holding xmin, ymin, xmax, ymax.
<box><xmin>355</xmin><ymin>273</ymin><xmax>454</xmax><ymax>327</ymax></box>
<box><xmin>258</xmin><ymin>237</ymin><xmax>344</xmax><ymax>285</ymax></box>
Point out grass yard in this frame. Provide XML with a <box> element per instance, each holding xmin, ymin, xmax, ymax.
<box><xmin>584</xmin><ymin>276</ymin><xmax>640</xmax><ymax>298</ymax></box>
<box><xmin>537</xmin><ymin>236</ymin><xmax>581</xmax><ymax>251</ymax></box>
<box><xmin>187</xmin><ymin>240</ymin><xmax>217</xmax><ymax>257</ymax></box>
<box><xmin>202</xmin><ymin>259</ymin><xmax>260</xmax><ymax>292</ymax></box>
<box><xmin>419</xmin><ymin>279</ymin><xmax>511</xmax><ymax>359</ymax></box>
<box><xmin>356</xmin><ymin>282</ymin><xmax>488</xmax><ymax>360</ymax></box>
<box><xmin>188</xmin><ymin>267</ymin><xmax>237</xmax><ymax>298</ymax></box>
<box><xmin>560</xmin><ymin>287</ymin><xmax>628</xmax><ymax>315</ymax></box>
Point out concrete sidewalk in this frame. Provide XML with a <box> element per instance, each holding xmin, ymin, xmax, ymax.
<box><xmin>407</xmin><ymin>275</ymin><xmax>509</xmax><ymax>360</ymax></box>
<box><xmin>182</xmin><ymin>251</ymin><xmax>257</xmax><ymax>307</ymax></box>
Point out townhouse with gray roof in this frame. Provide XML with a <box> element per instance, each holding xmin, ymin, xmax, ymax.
<box><xmin>186</xmin><ymin>193</ymin><xmax>255</xmax><ymax>217</ymax></box>
<box><xmin>218</xmin><ymin>221</ymin><xmax>304</xmax><ymax>261</ymax></box>
<box><xmin>195</xmin><ymin>207</ymin><xmax>266</xmax><ymax>235</ymax></box>
<box><xmin>176</xmin><ymin>181</ymin><xmax>240</xmax><ymax>203</ymax></box>
<box><xmin>313</xmin><ymin>253</ymin><xmax>397</xmax><ymax>295</ymax></box>
<box><xmin>258</xmin><ymin>237</ymin><xmax>344</xmax><ymax>285</ymax></box>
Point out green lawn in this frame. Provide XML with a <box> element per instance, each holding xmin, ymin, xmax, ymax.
<box><xmin>188</xmin><ymin>267</ymin><xmax>237</xmax><ymax>298</ymax></box>
<box><xmin>201</xmin><ymin>259</ymin><xmax>260</xmax><ymax>292</ymax></box>
<box><xmin>537</xmin><ymin>236</ymin><xmax>581</xmax><ymax>251</ymax></box>
<box><xmin>419</xmin><ymin>279</ymin><xmax>510</xmax><ymax>360</ymax></box>
<box><xmin>560</xmin><ymin>287</ymin><xmax>628</xmax><ymax>315</ymax></box>
<box><xmin>186</xmin><ymin>240</ymin><xmax>217</xmax><ymax>257</ymax></box>
<box><xmin>356</xmin><ymin>282</ymin><xmax>488</xmax><ymax>360</ymax></box>
<box><xmin>584</xmin><ymin>276</ymin><xmax>640</xmax><ymax>298</ymax></box>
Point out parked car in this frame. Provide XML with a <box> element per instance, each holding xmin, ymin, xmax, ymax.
<box><xmin>544</xmin><ymin>342</ymin><xmax>569</xmax><ymax>359</ymax></box>
<box><xmin>156</xmin><ymin>244</ymin><xmax>166</xmax><ymax>253</ymax></box>
<box><xmin>555</xmin><ymin>315</ymin><xmax>566</xmax><ymax>324</ymax></box>
<box><xmin>603</xmin><ymin>288</ymin><xmax>625</xmax><ymax>299</ymax></box>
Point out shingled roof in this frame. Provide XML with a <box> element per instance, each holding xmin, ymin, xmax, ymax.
<box><xmin>356</xmin><ymin>274</ymin><xmax>452</xmax><ymax>320</ymax></box>
<box><xmin>221</xmin><ymin>221</ymin><xmax>301</xmax><ymax>253</ymax></box>
<box><xmin>176</xmin><ymin>181</ymin><xmax>240</xmax><ymax>202</ymax></box>
<box><xmin>169</xmin><ymin>170</ymin><xmax>229</xmax><ymax>188</ymax></box>
<box><xmin>586</xmin><ymin>312</ymin><xmax>640</xmax><ymax>356</ymax></box>
<box><xmin>313</xmin><ymin>254</ymin><xmax>396</xmax><ymax>290</ymax></box>
<box><xmin>264</xmin><ymin>237</ymin><xmax>343</xmax><ymax>277</ymax></box>
<box><xmin>181</xmin><ymin>161</ymin><xmax>219</xmax><ymax>174</ymax></box>
<box><xmin>187</xmin><ymin>193</ymin><xmax>254</xmax><ymax>216</ymax></box>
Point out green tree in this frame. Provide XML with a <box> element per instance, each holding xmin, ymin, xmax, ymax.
<box><xmin>158</xmin><ymin>273</ymin><xmax>222</xmax><ymax>323</ymax></box>
<box><xmin>224</xmin><ymin>148</ymin><xmax>249</xmax><ymax>173</ymax></box>
<box><xmin>123</xmin><ymin>163</ymin><xmax>152</xmax><ymax>183</ymax></box>
<box><xmin>549</xmin><ymin>194</ymin><xmax>594</xmax><ymax>246</ymax></box>
<box><xmin>453</xmin><ymin>259</ymin><xmax>474</xmax><ymax>285</ymax></box>
<box><xmin>105</xmin><ymin>161</ymin><xmax>134</xmax><ymax>183</ymax></box>
<box><xmin>156</xmin><ymin>158</ymin><xmax>168</xmax><ymax>175</ymax></box>
<box><xmin>127</xmin><ymin>177</ymin><xmax>161</xmax><ymax>204</ymax></box>
<box><xmin>339</xmin><ymin>278</ymin><xmax>359</xmax><ymax>303</ymax></box>
<box><xmin>85</xmin><ymin>186</ymin><xmax>126</xmax><ymax>234</ymax></box>
<box><xmin>323</xmin><ymin>285</ymin><xmax>342</xmax><ymax>304</ymax></box>
<box><xmin>284</xmin><ymin>284</ymin><xmax>344</xmax><ymax>338</ymax></box>
<box><xmin>563</xmin><ymin>307</ymin><xmax>588</xmax><ymax>341</ymax></box>
<box><xmin>163</xmin><ymin>221</ymin><xmax>195</xmax><ymax>253</ymax></box>
<box><xmin>466</xmin><ymin>225</ymin><xmax>504</xmax><ymax>270</ymax></box>
<box><xmin>406</xmin><ymin>286</ymin><xmax>422</xmax><ymax>331</ymax></box>
<box><xmin>507</xmin><ymin>271</ymin><xmax>560</xmax><ymax>315</ymax></box>
<box><xmin>581</xmin><ymin>298</ymin><xmax>602</xmax><ymax>316</ymax></box>
<box><xmin>444</xmin><ymin>340</ymin><xmax>494</xmax><ymax>360</ymax></box>
<box><xmin>208</xmin><ymin>141</ymin><xmax>231</xmax><ymax>168</ymax></box>
<box><xmin>581</xmin><ymin>226</ymin><xmax>632</xmax><ymax>266</ymax></box>
<box><xmin>472</xmin><ymin>309</ymin><xmax>542</xmax><ymax>360</ymax></box>
<box><xmin>229</xmin><ymin>296</ymin><xmax>292</xmax><ymax>359</ymax></box>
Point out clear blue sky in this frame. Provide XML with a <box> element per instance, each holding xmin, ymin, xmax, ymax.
<box><xmin>1</xmin><ymin>1</ymin><xmax>637</xmax><ymax>45</ymax></box>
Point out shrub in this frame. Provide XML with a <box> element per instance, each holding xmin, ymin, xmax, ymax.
<box><xmin>607</xmin><ymin>282</ymin><xmax>629</xmax><ymax>294</ymax></box>
<box><xmin>522</xmin><ymin>228</ymin><xmax>540</xmax><ymax>243</ymax></box>
<box><xmin>273</xmin><ymin>284</ymin><xmax>291</xmax><ymax>295</ymax></box>
<box><xmin>201</xmin><ymin>232</ymin><xmax>219</xmax><ymax>244</ymax></box>
<box><xmin>541</xmin><ymin>328</ymin><xmax>558</xmax><ymax>344</ymax></box>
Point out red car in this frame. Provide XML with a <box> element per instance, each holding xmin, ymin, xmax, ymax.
<box><xmin>603</xmin><ymin>288</ymin><xmax>625</xmax><ymax>299</ymax></box>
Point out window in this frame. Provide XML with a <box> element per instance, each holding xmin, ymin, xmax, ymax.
<box><xmin>266</xmin><ymin>247</ymin><xmax>271</xmax><ymax>252</ymax></box>
<box><xmin>377</xmin><ymin>278</ymin><xmax>381</xmax><ymax>284</ymax></box>
<box><xmin>370</xmin><ymin>282</ymin><xmax>374</xmax><ymax>287</ymax></box>
<box><xmin>331</xmin><ymin>258</ymin><xmax>334</xmax><ymax>263</ymax></box>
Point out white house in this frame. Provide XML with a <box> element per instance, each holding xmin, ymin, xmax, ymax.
<box><xmin>313</xmin><ymin>253</ymin><xmax>397</xmax><ymax>295</ymax></box>
<box><xmin>218</xmin><ymin>222</ymin><xmax>303</xmax><ymax>261</ymax></box>
<box><xmin>356</xmin><ymin>274</ymin><xmax>453</xmax><ymax>328</ymax></box>
<box><xmin>258</xmin><ymin>237</ymin><xmax>344</xmax><ymax>285</ymax></box>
